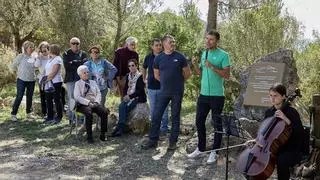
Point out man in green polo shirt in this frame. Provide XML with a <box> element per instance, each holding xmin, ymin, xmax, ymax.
<box><xmin>187</xmin><ymin>30</ymin><xmax>231</xmax><ymax>164</ymax></box>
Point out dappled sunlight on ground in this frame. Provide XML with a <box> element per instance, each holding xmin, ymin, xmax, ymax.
<box><xmin>0</xmin><ymin>99</ymin><xmax>250</xmax><ymax>179</ymax></box>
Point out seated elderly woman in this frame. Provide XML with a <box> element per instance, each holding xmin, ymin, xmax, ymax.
<box><xmin>111</xmin><ymin>59</ymin><xmax>147</xmax><ymax>137</ymax></box>
<box><xmin>74</xmin><ymin>65</ymin><xmax>109</xmax><ymax>143</ymax></box>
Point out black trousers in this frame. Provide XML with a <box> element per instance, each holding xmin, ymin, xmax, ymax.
<box><xmin>45</xmin><ymin>82</ymin><xmax>63</xmax><ymax>120</ymax></box>
<box><xmin>39</xmin><ymin>84</ymin><xmax>47</xmax><ymax>115</ymax></box>
<box><xmin>40</xmin><ymin>83</ymin><xmax>66</xmax><ymax>115</ymax></box>
<box><xmin>276</xmin><ymin>151</ymin><xmax>302</xmax><ymax>180</ymax></box>
<box><xmin>195</xmin><ymin>95</ymin><xmax>225</xmax><ymax>152</ymax></box>
<box><xmin>77</xmin><ymin>104</ymin><xmax>108</xmax><ymax>138</ymax></box>
<box><xmin>61</xmin><ymin>86</ymin><xmax>66</xmax><ymax>107</ymax></box>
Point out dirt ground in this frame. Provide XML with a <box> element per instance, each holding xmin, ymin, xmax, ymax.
<box><xmin>0</xmin><ymin>115</ymin><xmax>258</xmax><ymax>180</ymax></box>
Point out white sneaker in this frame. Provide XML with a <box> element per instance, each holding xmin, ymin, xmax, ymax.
<box><xmin>207</xmin><ymin>151</ymin><xmax>217</xmax><ymax>164</ymax></box>
<box><xmin>27</xmin><ymin>113</ymin><xmax>36</xmax><ymax>119</ymax></box>
<box><xmin>11</xmin><ymin>115</ymin><xmax>18</xmax><ymax>121</ymax></box>
<box><xmin>187</xmin><ymin>148</ymin><xmax>202</xmax><ymax>159</ymax></box>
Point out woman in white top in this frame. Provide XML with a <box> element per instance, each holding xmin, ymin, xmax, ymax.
<box><xmin>34</xmin><ymin>41</ymin><xmax>50</xmax><ymax>117</ymax></box>
<box><xmin>43</xmin><ymin>44</ymin><xmax>63</xmax><ymax>124</ymax></box>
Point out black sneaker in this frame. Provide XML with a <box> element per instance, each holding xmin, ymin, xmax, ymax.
<box><xmin>87</xmin><ymin>138</ymin><xmax>94</xmax><ymax>144</ymax></box>
<box><xmin>141</xmin><ymin>140</ymin><xmax>158</xmax><ymax>150</ymax></box>
<box><xmin>42</xmin><ymin>118</ymin><xmax>55</xmax><ymax>124</ymax></box>
<box><xmin>167</xmin><ymin>142</ymin><xmax>177</xmax><ymax>151</ymax></box>
<box><xmin>110</xmin><ymin>130</ymin><xmax>122</xmax><ymax>137</ymax></box>
<box><xmin>99</xmin><ymin>134</ymin><xmax>106</xmax><ymax>141</ymax></box>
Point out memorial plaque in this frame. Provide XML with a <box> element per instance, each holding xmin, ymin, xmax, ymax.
<box><xmin>243</xmin><ymin>62</ymin><xmax>286</xmax><ymax>107</ymax></box>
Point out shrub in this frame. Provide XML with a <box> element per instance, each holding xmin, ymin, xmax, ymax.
<box><xmin>0</xmin><ymin>44</ymin><xmax>16</xmax><ymax>94</ymax></box>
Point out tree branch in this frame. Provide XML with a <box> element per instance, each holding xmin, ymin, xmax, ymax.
<box><xmin>21</xmin><ymin>29</ymin><xmax>35</xmax><ymax>42</ymax></box>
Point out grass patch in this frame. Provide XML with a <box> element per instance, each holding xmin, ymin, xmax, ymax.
<box><xmin>0</xmin><ymin>83</ymin><xmax>197</xmax><ymax>156</ymax></box>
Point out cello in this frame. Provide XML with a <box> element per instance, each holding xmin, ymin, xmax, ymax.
<box><xmin>236</xmin><ymin>89</ymin><xmax>301</xmax><ymax>179</ymax></box>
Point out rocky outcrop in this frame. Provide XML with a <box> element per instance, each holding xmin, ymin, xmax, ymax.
<box><xmin>234</xmin><ymin>49</ymin><xmax>299</xmax><ymax>121</ymax></box>
<box><xmin>127</xmin><ymin>103</ymin><xmax>150</xmax><ymax>134</ymax></box>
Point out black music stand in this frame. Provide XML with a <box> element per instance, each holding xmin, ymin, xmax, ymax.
<box><xmin>214</xmin><ymin>113</ymin><xmax>245</xmax><ymax>180</ymax></box>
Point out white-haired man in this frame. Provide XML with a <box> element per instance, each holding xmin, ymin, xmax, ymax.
<box><xmin>74</xmin><ymin>65</ymin><xmax>109</xmax><ymax>144</ymax></box>
<box><xmin>113</xmin><ymin>36</ymin><xmax>139</xmax><ymax>99</ymax></box>
<box><xmin>63</xmin><ymin>37</ymin><xmax>88</xmax><ymax>124</ymax></box>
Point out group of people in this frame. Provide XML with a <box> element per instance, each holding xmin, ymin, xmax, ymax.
<box><xmin>9</xmin><ymin>30</ymin><xmax>304</xmax><ymax>180</ymax></box>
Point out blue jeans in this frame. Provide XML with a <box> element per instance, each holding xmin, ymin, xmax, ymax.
<box><xmin>147</xmin><ymin>89</ymin><xmax>169</xmax><ymax>132</ymax></box>
<box><xmin>149</xmin><ymin>93</ymin><xmax>183</xmax><ymax>143</ymax></box>
<box><xmin>196</xmin><ymin>95</ymin><xmax>224</xmax><ymax>152</ymax></box>
<box><xmin>66</xmin><ymin>82</ymin><xmax>76</xmax><ymax>122</ymax></box>
<box><xmin>117</xmin><ymin>99</ymin><xmax>138</xmax><ymax>128</ymax></box>
<box><xmin>11</xmin><ymin>78</ymin><xmax>35</xmax><ymax>115</ymax></box>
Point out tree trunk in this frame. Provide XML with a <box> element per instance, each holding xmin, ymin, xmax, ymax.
<box><xmin>113</xmin><ymin>0</ymin><xmax>123</xmax><ymax>52</ymax></box>
<box><xmin>206</xmin><ymin>0</ymin><xmax>218</xmax><ymax>32</ymax></box>
<box><xmin>13</xmin><ymin>33</ymin><xmax>23</xmax><ymax>54</ymax></box>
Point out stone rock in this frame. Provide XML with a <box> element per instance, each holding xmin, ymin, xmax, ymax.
<box><xmin>234</xmin><ymin>49</ymin><xmax>299</xmax><ymax>120</ymax></box>
<box><xmin>237</xmin><ymin>117</ymin><xmax>260</xmax><ymax>138</ymax></box>
<box><xmin>126</xmin><ymin>103</ymin><xmax>150</xmax><ymax>134</ymax></box>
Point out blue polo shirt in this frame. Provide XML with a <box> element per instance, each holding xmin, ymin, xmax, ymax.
<box><xmin>154</xmin><ymin>51</ymin><xmax>188</xmax><ymax>95</ymax></box>
<box><xmin>143</xmin><ymin>53</ymin><xmax>161</xmax><ymax>90</ymax></box>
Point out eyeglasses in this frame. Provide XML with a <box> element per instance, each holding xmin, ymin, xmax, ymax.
<box><xmin>128</xmin><ymin>64</ymin><xmax>136</xmax><ymax>67</ymax></box>
<box><xmin>71</xmin><ymin>42</ymin><xmax>80</xmax><ymax>45</ymax></box>
<box><xmin>91</xmin><ymin>51</ymin><xmax>99</xmax><ymax>54</ymax></box>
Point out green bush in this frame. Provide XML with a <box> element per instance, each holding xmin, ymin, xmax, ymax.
<box><xmin>0</xmin><ymin>45</ymin><xmax>16</xmax><ymax>94</ymax></box>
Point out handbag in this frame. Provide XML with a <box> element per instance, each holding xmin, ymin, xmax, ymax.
<box><xmin>44</xmin><ymin>80</ymin><xmax>55</xmax><ymax>93</ymax></box>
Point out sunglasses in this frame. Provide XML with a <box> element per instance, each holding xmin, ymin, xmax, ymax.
<box><xmin>91</xmin><ymin>51</ymin><xmax>99</xmax><ymax>54</ymax></box>
<box><xmin>128</xmin><ymin>64</ymin><xmax>136</xmax><ymax>67</ymax></box>
<box><xmin>71</xmin><ymin>42</ymin><xmax>80</xmax><ymax>45</ymax></box>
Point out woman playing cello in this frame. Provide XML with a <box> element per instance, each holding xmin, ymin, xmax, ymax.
<box><xmin>265</xmin><ymin>83</ymin><xmax>304</xmax><ymax>180</ymax></box>
<box><xmin>237</xmin><ymin>83</ymin><xmax>304</xmax><ymax>180</ymax></box>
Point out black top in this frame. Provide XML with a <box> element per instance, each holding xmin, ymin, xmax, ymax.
<box><xmin>123</xmin><ymin>75</ymin><xmax>146</xmax><ymax>103</ymax></box>
<box><xmin>264</xmin><ymin>104</ymin><xmax>304</xmax><ymax>153</ymax></box>
<box><xmin>63</xmin><ymin>49</ymin><xmax>88</xmax><ymax>83</ymax></box>
<box><xmin>113</xmin><ymin>47</ymin><xmax>139</xmax><ymax>77</ymax></box>
<box><xmin>143</xmin><ymin>53</ymin><xmax>161</xmax><ymax>90</ymax></box>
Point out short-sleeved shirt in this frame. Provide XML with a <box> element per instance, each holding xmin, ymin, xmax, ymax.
<box><xmin>45</xmin><ymin>56</ymin><xmax>63</xmax><ymax>83</ymax></box>
<box><xmin>154</xmin><ymin>51</ymin><xmax>188</xmax><ymax>95</ymax></box>
<box><xmin>143</xmin><ymin>53</ymin><xmax>161</xmax><ymax>90</ymax></box>
<box><xmin>200</xmin><ymin>48</ymin><xmax>231</xmax><ymax>96</ymax></box>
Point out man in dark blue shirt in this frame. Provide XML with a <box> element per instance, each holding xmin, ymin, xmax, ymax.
<box><xmin>142</xmin><ymin>35</ymin><xmax>191</xmax><ymax>150</ymax></box>
<box><xmin>142</xmin><ymin>38</ymin><xmax>169</xmax><ymax>134</ymax></box>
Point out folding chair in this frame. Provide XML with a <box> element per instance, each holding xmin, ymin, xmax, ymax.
<box><xmin>69</xmin><ymin>99</ymin><xmax>100</xmax><ymax>138</ymax></box>
<box><xmin>69</xmin><ymin>99</ymin><xmax>86</xmax><ymax>138</ymax></box>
